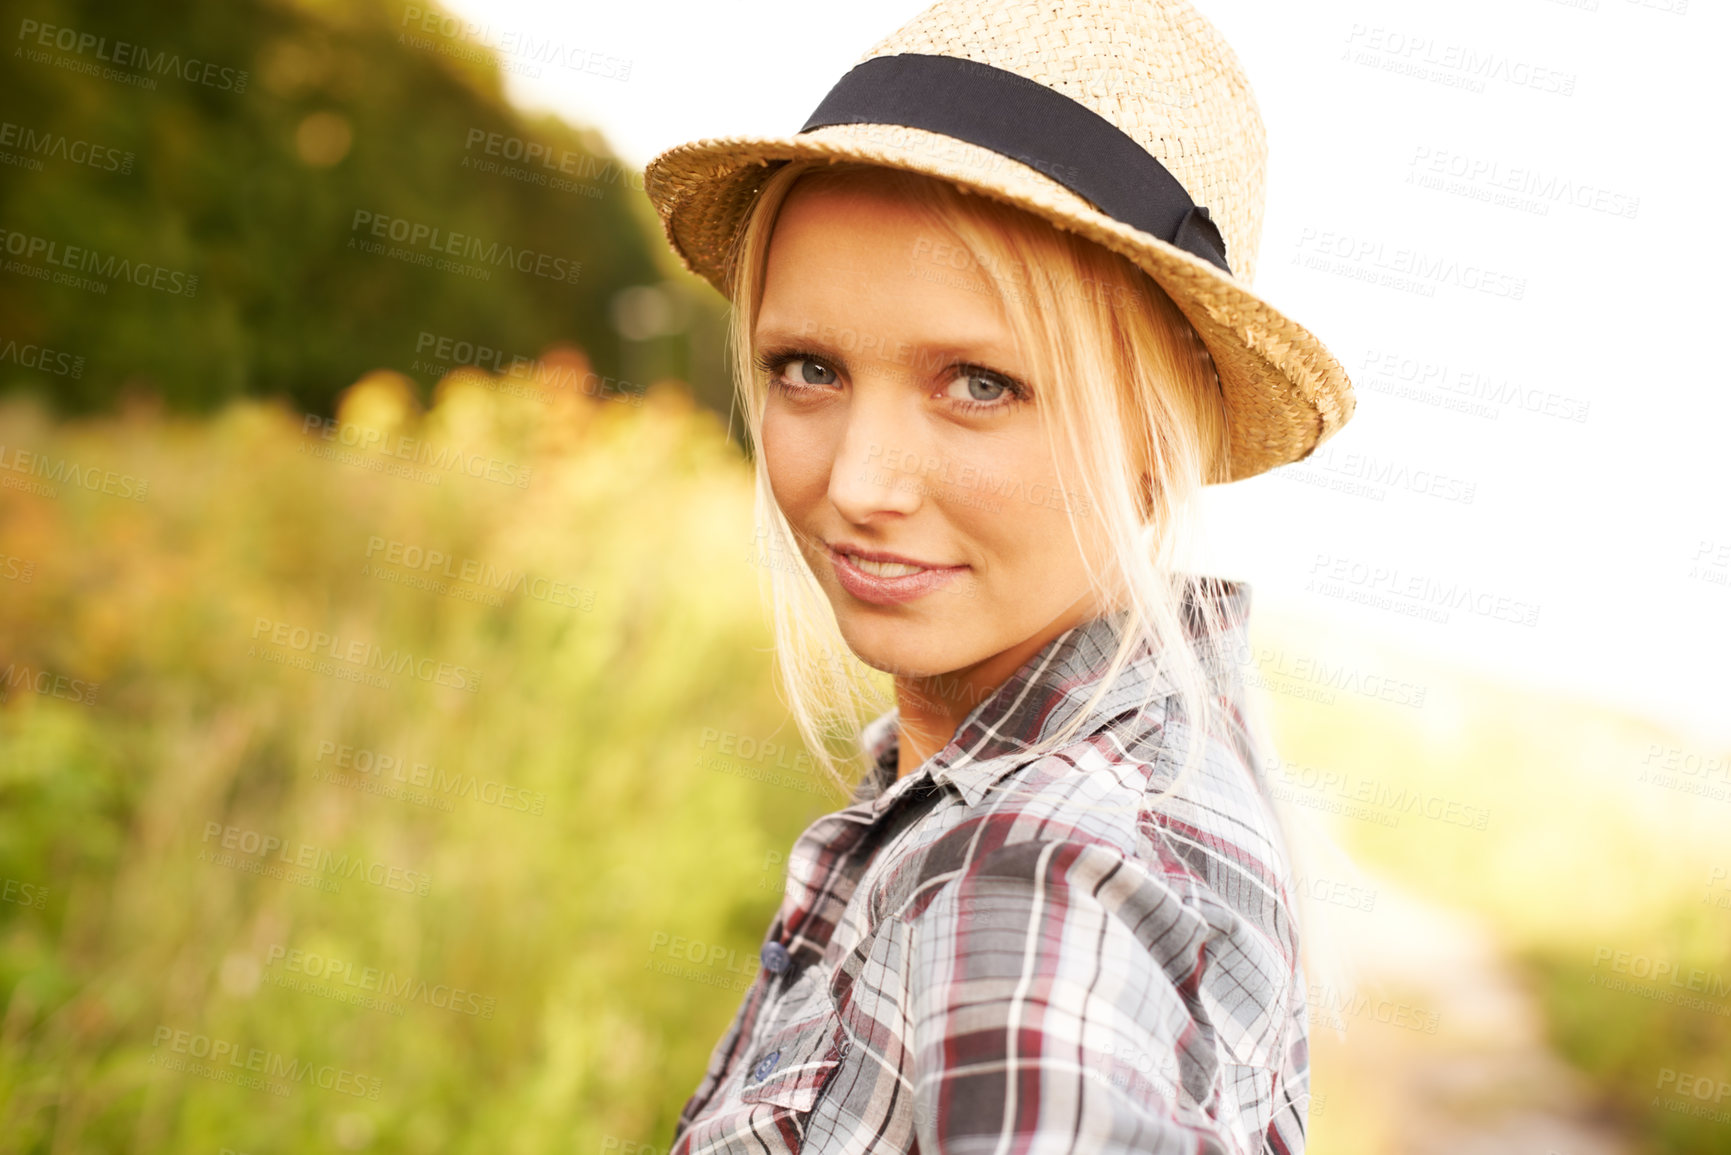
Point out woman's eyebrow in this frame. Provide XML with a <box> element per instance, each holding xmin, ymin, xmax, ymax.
<box><xmin>753</xmin><ymin>328</ymin><xmax>1022</xmax><ymax>374</ymax></box>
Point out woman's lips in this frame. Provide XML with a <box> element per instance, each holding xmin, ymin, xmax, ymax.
<box><xmin>826</xmin><ymin>544</ymin><xmax>967</xmax><ymax>606</ymax></box>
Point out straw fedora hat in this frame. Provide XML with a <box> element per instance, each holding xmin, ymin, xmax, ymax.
<box><xmin>642</xmin><ymin>0</ymin><xmax>1355</xmax><ymax>483</ymax></box>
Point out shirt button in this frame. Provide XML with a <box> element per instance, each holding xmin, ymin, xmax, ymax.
<box><xmin>750</xmin><ymin>1048</ymin><xmax>781</xmax><ymax>1083</ymax></box>
<box><xmin>760</xmin><ymin>941</ymin><xmax>791</xmax><ymax>974</ymax></box>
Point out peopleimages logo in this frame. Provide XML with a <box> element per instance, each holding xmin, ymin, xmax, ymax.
<box><xmin>363</xmin><ymin>536</ymin><xmax>592</xmax><ymax>610</ymax></box>
<box><xmin>314</xmin><ymin>740</ymin><xmax>547</xmax><ymax>816</ymax></box>
<box><xmin>1358</xmin><ymin>348</ymin><xmax>1592</xmax><ymax>424</ymax></box>
<box><xmin>250</xmin><ymin>616</ymin><xmax>484</xmax><ymax>693</ymax></box>
<box><xmin>1407</xmin><ymin>145</ymin><xmax>1639</xmax><ymax>220</ymax></box>
<box><xmin>1306</xmin><ymin>552</ymin><xmax>1541</xmax><ymax>627</ymax></box>
<box><xmin>15</xmin><ymin>19</ymin><xmax>250</xmax><ymax>91</ymax></box>
<box><xmin>1292</xmin><ymin>227</ymin><xmax>1527</xmax><ymax>301</ymax></box>
<box><xmin>461</xmin><ymin>129</ymin><xmax>644</xmax><ymax>189</ymax></box>
<box><xmin>0</xmin><ymin>337</ymin><xmax>85</xmax><ymax>379</ymax></box>
<box><xmin>0</xmin><ymin>226</ymin><xmax>198</xmax><ymax>297</ymax></box>
<box><xmin>263</xmin><ymin>945</ymin><xmax>498</xmax><ymax>1019</ymax></box>
<box><xmin>0</xmin><ymin>119</ymin><xmax>134</xmax><ymax>173</ymax></box>
<box><xmin>199</xmin><ymin>821</ymin><xmax>433</xmax><ymax>897</ymax></box>
<box><xmin>349</xmin><ymin>210</ymin><xmax>581</xmax><ymax>284</ymax></box>
<box><xmin>1</xmin><ymin>662</ymin><xmax>99</xmax><ymax>706</ymax></box>
<box><xmin>0</xmin><ymin>442</ymin><xmax>148</xmax><ymax>499</ymax></box>
<box><xmin>148</xmin><ymin>1026</ymin><xmax>380</xmax><ymax>1098</ymax></box>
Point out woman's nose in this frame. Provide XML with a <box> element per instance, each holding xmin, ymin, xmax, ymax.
<box><xmin>826</xmin><ymin>381</ymin><xmax>926</xmax><ymax>520</ymax></box>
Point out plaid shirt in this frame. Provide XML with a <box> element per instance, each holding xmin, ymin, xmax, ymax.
<box><xmin>670</xmin><ymin>577</ymin><xmax>1310</xmax><ymax>1154</ymax></box>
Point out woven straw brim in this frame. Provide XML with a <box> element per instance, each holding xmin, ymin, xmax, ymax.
<box><xmin>644</xmin><ymin>122</ymin><xmax>1355</xmax><ymax>484</ymax></box>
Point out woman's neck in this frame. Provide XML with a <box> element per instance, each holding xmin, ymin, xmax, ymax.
<box><xmin>891</xmin><ymin>598</ymin><xmax>1109</xmax><ymax>780</ymax></box>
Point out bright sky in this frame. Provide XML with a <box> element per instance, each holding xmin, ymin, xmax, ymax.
<box><xmin>437</xmin><ymin>0</ymin><xmax>1730</xmax><ymax>747</ymax></box>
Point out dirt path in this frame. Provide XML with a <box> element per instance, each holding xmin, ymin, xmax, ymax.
<box><xmin>1304</xmin><ymin>866</ymin><xmax>1634</xmax><ymax>1155</ymax></box>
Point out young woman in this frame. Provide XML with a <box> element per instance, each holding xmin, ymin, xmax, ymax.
<box><xmin>643</xmin><ymin>0</ymin><xmax>1357</xmax><ymax>1150</ymax></box>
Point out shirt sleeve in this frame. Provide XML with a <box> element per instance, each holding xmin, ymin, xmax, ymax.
<box><xmin>904</xmin><ymin>837</ymin><xmax>1273</xmax><ymax>1155</ymax></box>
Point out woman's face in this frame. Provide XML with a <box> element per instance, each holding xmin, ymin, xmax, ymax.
<box><xmin>756</xmin><ymin>176</ymin><xmax>1113</xmax><ymax>686</ymax></box>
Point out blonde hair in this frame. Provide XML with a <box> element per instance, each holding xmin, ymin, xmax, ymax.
<box><xmin>726</xmin><ymin>159</ymin><xmax>1356</xmax><ymax>1010</ymax></box>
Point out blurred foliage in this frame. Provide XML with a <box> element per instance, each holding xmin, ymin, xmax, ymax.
<box><xmin>0</xmin><ymin>0</ymin><xmax>730</xmax><ymax>418</ymax></box>
<box><xmin>0</xmin><ymin>371</ymin><xmax>844</xmax><ymax>1152</ymax></box>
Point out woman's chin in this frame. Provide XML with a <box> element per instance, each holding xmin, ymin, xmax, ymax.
<box><xmin>832</xmin><ymin>611</ymin><xmax>964</xmax><ymax>681</ymax></box>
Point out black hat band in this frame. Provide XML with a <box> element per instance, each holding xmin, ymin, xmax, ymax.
<box><xmin>797</xmin><ymin>52</ymin><xmax>1231</xmax><ymax>276</ymax></box>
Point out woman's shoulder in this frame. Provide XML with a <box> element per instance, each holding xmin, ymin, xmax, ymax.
<box><xmin>866</xmin><ymin>715</ymin><xmax>1301</xmax><ymax>978</ymax></box>
<box><xmin>848</xmin><ymin>727</ymin><xmax>1302</xmax><ymax>1076</ymax></box>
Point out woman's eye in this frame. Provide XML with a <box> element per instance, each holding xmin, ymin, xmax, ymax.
<box><xmin>943</xmin><ymin>371</ymin><xmax>1012</xmax><ymax>405</ymax></box>
<box><xmin>785</xmin><ymin>358</ymin><xmax>837</xmax><ymax>386</ymax></box>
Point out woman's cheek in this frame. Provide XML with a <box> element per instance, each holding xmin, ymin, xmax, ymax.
<box><xmin>760</xmin><ymin>408</ymin><xmax>797</xmax><ymax>496</ymax></box>
<box><xmin>761</xmin><ymin>407</ymin><xmax>827</xmax><ymax>513</ymax></box>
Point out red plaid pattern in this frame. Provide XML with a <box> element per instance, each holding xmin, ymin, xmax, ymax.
<box><xmin>671</xmin><ymin>577</ymin><xmax>1310</xmax><ymax>1154</ymax></box>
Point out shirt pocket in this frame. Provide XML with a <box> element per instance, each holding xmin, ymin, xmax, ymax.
<box><xmin>735</xmin><ymin>968</ymin><xmax>849</xmax><ymax>1116</ymax></box>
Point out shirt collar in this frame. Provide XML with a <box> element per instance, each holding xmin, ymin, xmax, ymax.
<box><xmin>852</xmin><ymin>576</ymin><xmax>1252</xmax><ymax>810</ymax></box>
